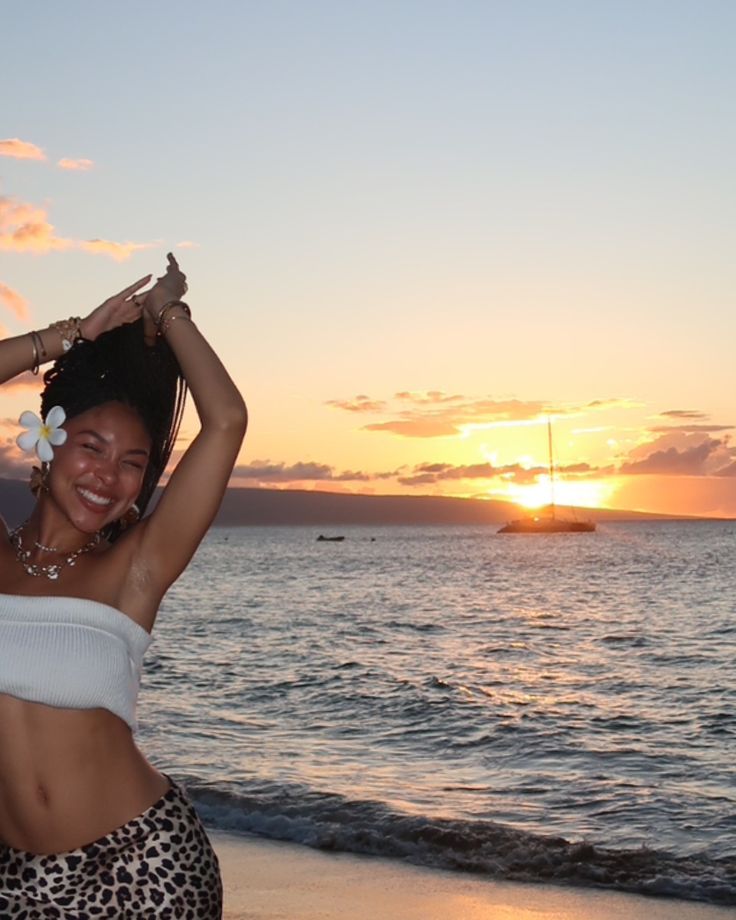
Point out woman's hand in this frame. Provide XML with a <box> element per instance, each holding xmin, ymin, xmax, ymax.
<box><xmin>140</xmin><ymin>253</ymin><xmax>188</xmax><ymax>324</ymax></box>
<box><xmin>79</xmin><ymin>274</ymin><xmax>152</xmax><ymax>342</ymax></box>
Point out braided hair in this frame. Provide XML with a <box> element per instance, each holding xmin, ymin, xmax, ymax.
<box><xmin>40</xmin><ymin>320</ymin><xmax>187</xmax><ymax>541</ymax></box>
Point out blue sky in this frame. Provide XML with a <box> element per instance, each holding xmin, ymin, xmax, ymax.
<box><xmin>2</xmin><ymin>1</ymin><xmax>735</xmax><ymax>514</ymax></box>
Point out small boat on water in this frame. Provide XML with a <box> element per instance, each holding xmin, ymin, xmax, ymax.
<box><xmin>498</xmin><ymin>513</ymin><xmax>595</xmax><ymax>534</ymax></box>
<box><xmin>316</xmin><ymin>534</ymin><xmax>345</xmax><ymax>542</ymax></box>
<box><xmin>498</xmin><ymin>419</ymin><xmax>596</xmax><ymax>534</ymax></box>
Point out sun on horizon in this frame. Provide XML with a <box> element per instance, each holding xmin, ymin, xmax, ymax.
<box><xmin>495</xmin><ymin>476</ymin><xmax>615</xmax><ymax>511</ymax></box>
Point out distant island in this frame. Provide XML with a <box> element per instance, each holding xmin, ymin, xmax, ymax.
<box><xmin>0</xmin><ymin>478</ymin><xmax>726</xmax><ymax>528</ymax></box>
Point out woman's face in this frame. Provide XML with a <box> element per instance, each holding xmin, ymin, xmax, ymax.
<box><xmin>47</xmin><ymin>401</ymin><xmax>152</xmax><ymax>534</ymax></box>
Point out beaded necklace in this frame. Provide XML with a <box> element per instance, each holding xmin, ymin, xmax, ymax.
<box><xmin>9</xmin><ymin>521</ymin><xmax>100</xmax><ymax>581</ymax></box>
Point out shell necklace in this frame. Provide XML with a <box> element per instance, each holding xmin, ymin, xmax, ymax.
<box><xmin>9</xmin><ymin>521</ymin><xmax>100</xmax><ymax>581</ymax></box>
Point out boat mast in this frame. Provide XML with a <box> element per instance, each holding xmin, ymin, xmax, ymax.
<box><xmin>547</xmin><ymin>417</ymin><xmax>556</xmax><ymax>518</ymax></box>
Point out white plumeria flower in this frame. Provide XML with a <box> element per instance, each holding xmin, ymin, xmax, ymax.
<box><xmin>17</xmin><ymin>406</ymin><xmax>67</xmax><ymax>462</ymax></box>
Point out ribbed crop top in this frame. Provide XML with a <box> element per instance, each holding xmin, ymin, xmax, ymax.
<box><xmin>0</xmin><ymin>593</ymin><xmax>152</xmax><ymax>732</ymax></box>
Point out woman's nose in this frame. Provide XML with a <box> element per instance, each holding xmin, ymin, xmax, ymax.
<box><xmin>94</xmin><ymin>458</ymin><xmax>118</xmax><ymax>485</ymax></box>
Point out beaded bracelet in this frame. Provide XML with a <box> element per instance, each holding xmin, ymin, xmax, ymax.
<box><xmin>51</xmin><ymin>316</ymin><xmax>82</xmax><ymax>352</ymax></box>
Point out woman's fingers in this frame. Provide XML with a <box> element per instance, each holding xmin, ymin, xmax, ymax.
<box><xmin>167</xmin><ymin>253</ymin><xmax>187</xmax><ymax>284</ymax></box>
<box><xmin>105</xmin><ymin>259</ymin><xmax>183</xmax><ymax>309</ymax></box>
<box><xmin>116</xmin><ymin>275</ymin><xmax>152</xmax><ymax>299</ymax></box>
<box><xmin>166</xmin><ymin>259</ymin><xmax>184</xmax><ymax>281</ymax></box>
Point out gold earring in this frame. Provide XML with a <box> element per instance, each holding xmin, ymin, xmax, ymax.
<box><xmin>118</xmin><ymin>503</ymin><xmax>141</xmax><ymax>530</ymax></box>
<box><xmin>29</xmin><ymin>463</ymin><xmax>49</xmax><ymax>497</ymax></box>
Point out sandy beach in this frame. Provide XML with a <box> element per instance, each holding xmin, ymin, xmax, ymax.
<box><xmin>213</xmin><ymin>831</ymin><xmax>733</xmax><ymax>920</ymax></box>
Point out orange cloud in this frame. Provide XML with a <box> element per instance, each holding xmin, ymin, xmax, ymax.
<box><xmin>647</xmin><ymin>408</ymin><xmax>732</xmax><ymax>434</ymax></box>
<box><xmin>231</xmin><ymin>460</ymin><xmax>399</xmax><ymax>484</ymax></box>
<box><xmin>362</xmin><ymin>395</ymin><xmax>548</xmax><ymax>438</ymax></box>
<box><xmin>395</xmin><ymin>460</ymin><xmax>604</xmax><ymax>487</ymax></box>
<box><xmin>365</xmin><ymin>418</ymin><xmax>463</xmax><ymax>438</ymax></box>
<box><xmin>650</xmin><ymin>424</ymin><xmax>733</xmax><ymax>433</ymax></box>
<box><xmin>0</xmin><ymin>283</ymin><xmax>29</xmax><ymax>320</ymax></box>
<box><xmin>659</xmin><ymin>409</ymin><xmax>708</xmax><ymax>420</ymax></box>
<box><xmin>398</xmin><ymin>461</ymin><xmax>511</xmax><ymax>486</ymax></box>
<box><xmin>331</xmin><ymin>390</ymin><xmax>637</xmax><ymax>439</ymax></box>
<box><xmin>395</xmin><ymin>390</ymin><xmax>464</xmax><ymax>404</ymax></box>
<box><xmin>80</xmin><ymin>239</ymin><xmax>158</xmax><ymax>261</ymax></box>
<box><xmin>619</xmin><ymin>432</ymin><xmax>736</xmax><ymax>477</ymax></box>
<box><xmin>57</xmin><ymin>158</ymin><xmax>94</xmax><ymax>171</ymax></box>
<box><xmin>0</xmin><ymin>196</ymin><xmax>72</xmax><ymax>253</ymax></box>
<box><xmin>0</xmin><ymin>195</ymin><xmax>156</xmax><ymax>260</ymax></box>
<box><xmin>0</xmin><ymin>138</ymin><xmax>46</xmax><ymax>161</ymax></box>
<box><xmin>326</xmin><ymin>395</ymin><xmax>387</xmax><ymax>413</ymax></box>
<box><xmin>585</xmin><ymin>398</ymin><xmax>640</xmax><ymax>411</ymax></box>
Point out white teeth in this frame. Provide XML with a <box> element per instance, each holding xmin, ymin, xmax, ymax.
<box><xmin>78</xmin><ymin>488</ymin><xmax>113</xmax><ymax>506</ymax></box>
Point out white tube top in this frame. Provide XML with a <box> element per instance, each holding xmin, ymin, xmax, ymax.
<box><xmin>0</xmin><ymin>593</ymin><xmax>152</xmax><ymax>732</ymax></box>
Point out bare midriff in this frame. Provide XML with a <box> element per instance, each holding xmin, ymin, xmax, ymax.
<box><xmin>0</xmin><ymin>694</ymin><xmax>170</xmax><ymax>855</ymax></box>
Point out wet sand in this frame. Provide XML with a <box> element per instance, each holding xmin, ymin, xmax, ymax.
<box><xmin>213</xmin><ymin>831</ymin><xmax>733</xmax><ymax>920</ymax></box>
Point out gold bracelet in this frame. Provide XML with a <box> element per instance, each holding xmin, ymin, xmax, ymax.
<box><xmin>154</xmin><ymin>300</ymin><xmax>191</xmax><ymax>327</ymax></box>
<box><xmin>50</xmin><ymin>316</ymin><xmax>82</xmax><ymax>352</ymax></box>
<box><xmin>29</xmin><ymin>331</ymin><xmax>40</xmax><ymax>375</ymax></box>
<box><xmin>157</xmin><ymin>312</ymin><xmax>193</xmax><ymax>338</ymax></box>
<box><xmin>36</xmin><ymin>330</ymin><xmax>48</xmax><ymax>361</ymax></box>
<box><xmin>31</xmin><ymin>330</ymin><xmax>48</xmax><ymax>373</ymax></box>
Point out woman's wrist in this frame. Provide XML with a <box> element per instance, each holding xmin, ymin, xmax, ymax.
<box><xmin>156</xmin><ymin>302</ymin><xmax>193</xmax><ymax>339</ymax></box>
<box><xmin>146</xmin><ymin>294</ymin><xmax>192</xmax><ymax>328</ymax></box>
<box><xmin>26</xmin><ymin>316</ymin><xmax>83</xmax><ymax>374</ymax></box>
<box><xmin>51</xmin><ymin>316</ymin><xmax>82</xmax><ymax>350</ymax></box>
<box><xmin>79</xmin><ymin>316</ymin><xmax>96</xmax><ymax>341</ymax></box>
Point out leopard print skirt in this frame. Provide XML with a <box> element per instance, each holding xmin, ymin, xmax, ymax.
<box><xmin>0</xmin><ymin>775</ymin><xmax>223</xmax><ymax>919</ymax></box>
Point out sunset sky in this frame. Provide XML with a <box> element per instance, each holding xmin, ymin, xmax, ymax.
<box><xmin>2</xmin><ymin>1</ymin><xmax>735</xmax><ymax>517</ymax></box>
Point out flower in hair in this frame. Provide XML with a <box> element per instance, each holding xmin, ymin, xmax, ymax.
<box><xmin>17</xmin><ymin>406</ymin><xmax>67</xmax><ymax>462</ymax></box>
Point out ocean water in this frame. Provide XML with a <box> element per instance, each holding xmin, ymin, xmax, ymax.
<box><xmin>137</xmin><ymin>522</ymin><xmax>736</xmax><ymax>906</ymax></box>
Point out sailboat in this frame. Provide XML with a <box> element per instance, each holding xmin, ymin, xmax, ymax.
<box><xmin>498</xmin><ymin>419</ymin><xmax>596</xmax><ymax>534</ymax></box>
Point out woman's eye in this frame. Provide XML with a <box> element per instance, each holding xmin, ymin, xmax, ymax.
<box><xmin>83</xmin><ymin>443</ymin><xmax>101</xmax><ymax>453</ymax></box>
<box><xmin>124</xmin><ymin>460</ymin><xmax>144</xmax><ymax>470</ymax></box>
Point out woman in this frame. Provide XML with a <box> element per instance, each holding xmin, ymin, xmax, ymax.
<box><xmin>0</xmin><ymin>254</ymin><xmax>247</xmax><ymax>918</ymax></box>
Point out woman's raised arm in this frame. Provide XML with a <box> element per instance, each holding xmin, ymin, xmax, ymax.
<box><xmin>133</xmin><ymin>255</ymin><xmax>247</xmax><ymax>595</ymax></box>
<box><xmin>0</xmin><ymin>276</ymin><xmax>152</xmax><ymax>386</ymax></box>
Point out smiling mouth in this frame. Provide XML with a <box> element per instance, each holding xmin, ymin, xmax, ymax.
<box><xmin>76</xmin><ymin>487</ymin><xmax>114</xmax><ymax>508</ymax></box>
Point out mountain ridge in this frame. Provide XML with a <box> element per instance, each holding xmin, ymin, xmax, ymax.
<box><xmin>0</xmin><ymin>478</ymin><xmax>727</xmax><ymax>527</ymax></box>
